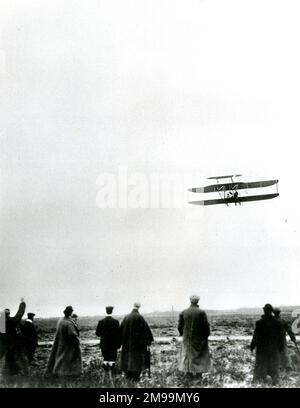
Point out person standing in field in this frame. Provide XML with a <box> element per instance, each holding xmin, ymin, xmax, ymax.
<box><xmin>120</xmin><ymin>302</ymin><xmax>153</xmax><ymax>383</ymax></box>
<box><xmin>0</xmin><ymin>298</ymin><xmax>27</xmax><ymax>378</ymax></box>
<box><xmin>45</xmin><ymin>306</ymin><xmax>82</xmax><ymax>380</ymax></box>
<box><xmin>96</xmin><ymin>306</ymin><xmax>121</xmax><ymax>385</ymax></box>
<box><xmin>273</xmin><ymin>307</ymin><xmax>297</xmax><ymax>371</ymax></box>
<box><xmin>21</xmin><ymin>312</ymin><xmax>38</xmax><ymax>364</ymax></box>
<box><xmin>178</xmin><ymin>295</ymin><xmax>211</xmax><ymax>380</ymax></box>
<box><xmin>71</xmin><ymin>313</ymin><xmax>80</xmax><ymax>336</ymax></box>
<box><xmin>250</xmin><ymin>303</ymin><xmax>284</xmax><ymax>385</ymax></box>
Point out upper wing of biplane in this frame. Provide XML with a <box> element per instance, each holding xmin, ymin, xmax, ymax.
<box><xmin>189</xmin><ymin>193</ymin><xmax>279</xmax><ymax>206</ymax></box>
<box><xmin>188</xmin><ymin>179</ymin><xmax>278</xmax><ymax>193</ymax></box>
<box><xmin>207</xmin><ymin>174</ymin><xmax>242</xmax><ymax>180</ymax></box>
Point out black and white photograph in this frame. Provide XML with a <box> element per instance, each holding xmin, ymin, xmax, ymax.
<box><xmin>1</xmin><ymin>0</ymin><xmax>300</xmax><ymax>395</ymax></box>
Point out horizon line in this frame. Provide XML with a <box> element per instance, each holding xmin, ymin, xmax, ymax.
<box><xmin>33</xmin><ymin>304</ymin><xmax>300</xmax><ymax>319</ymax></box>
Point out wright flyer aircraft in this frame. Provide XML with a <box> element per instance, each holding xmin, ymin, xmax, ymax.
<box><xmin>188</xmin><ymin>175</ymin><xmax>279</xmax><ymax>206</ymax></box>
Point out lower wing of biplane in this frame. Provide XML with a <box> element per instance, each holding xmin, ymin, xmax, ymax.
<box><xmin>189</xmin><ymin>193</ymin><xmax>279</xmax><ymax>206</ymax></box>
<box><xmin>188</xmin><ymin>176</ymin><xmax>279</xmax><ymax>206</ymax></box>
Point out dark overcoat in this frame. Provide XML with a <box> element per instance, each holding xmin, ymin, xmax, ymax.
<box><xmin>96</xmin><ymin>316</ymin><xmax>120</xmax><ymax>361</ymax></box>
<box><xmin>120</xmin><ymin>309</ymin><xmax>153</xmax><ymax>373</ymax></box>
<box><xmin>275</xmin><ymin>316</ymin><xmax>296</xmax><ymax>369</ymax></box>
<box><xmin>178</xmin><ymin>304</ymin><xmax>212</xmax><ymax>373</ymax></box>
<box><xmin>250</xmin><ymin>314</ymin><xmax>284</xmax><ymax>382</ymax></box>
<box><xmin>46</xmin><ymin>317</ymin><xmax>82</xmax><ymax>377</ymax></box>
<box><xmin>20</xmin><ymin>320</ymin><xmax>38</xmax><ymax>362</ymax></box>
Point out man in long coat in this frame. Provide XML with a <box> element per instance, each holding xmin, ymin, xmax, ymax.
<box><xmin>273</xmin><ymin>307</ymin><xmax>297</xmax><ymax>371</ymax></box>
<box><xmin>71</xmin><ymin>313</ymin><xmax>80</xmax><ymax>336</ymax></box>
<box><xmin>178</xmin><ymin>295</ymin><xmax>211</xmax><ymax>377</ymax></box>
<box><xmin>120</xmin><ymin>302</ymin><xmax>153</xmax><ymax>382</ymax></box>
<box><xmin>96</xmin><ymin>306</ymin><xmax>120</xmax><ymax>366</ymax></box>
<box><xmin>45</xmin><ymin>306</ymin><xmax>82</xmax><ymax>379</ymax></box>
<box><xmin>250</xmin><ymin>304</ymin><xmax>284</xmax><ymax>385</ymax></box>
<box><xmin>96</xmin><ymin>306</ymin><xmax>120</xmax><ymax>384</ymax></box>
<box><xmin>21</xmin><ymin>313</ymin><xmax>38</xmax><ymax>364</ymax></box>
<box><xmin>1</xmin><ymin>298</ymin><xmax>27</xmax><ymax>378</ymax></box>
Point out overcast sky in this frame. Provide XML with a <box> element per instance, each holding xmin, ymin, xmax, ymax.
<box><xmin>1</xmin><ymin>0</ymin><xmax>300</xmax><ymax>317</ymax></box>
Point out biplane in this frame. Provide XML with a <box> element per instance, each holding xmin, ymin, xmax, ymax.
<box><xmin>188</xmin><ymin>175</ymin><xmax>279</xmax><ymax>206</ymax></box>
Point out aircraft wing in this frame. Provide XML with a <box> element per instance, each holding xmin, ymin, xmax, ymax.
<box><xmin>188</xmin><ymin>180</ymin><xmax>278</xmax><ymax>193</ymax></box>
<box><xmin>188</xmin><ymin>193</ymin><xmax>279</xmax><ymax>206</ymax></box>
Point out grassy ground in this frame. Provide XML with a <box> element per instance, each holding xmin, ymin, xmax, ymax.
<box><xmin>1</xmin><ymin>314</ymin><xmax>299</xmax><ymax>388</ymax></box>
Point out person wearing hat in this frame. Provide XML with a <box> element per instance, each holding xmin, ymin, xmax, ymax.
<box><xmin>96</xmin><ymin>306</ymin><xmax>121</xmax><ymax>385</ymax></box>
<box><xmin>45</xmin><ymin>306</ymin><xmax>82</xmax><ymax>379</ymax></box>
<box><xmin>250</xmin><ymin>304</ymin><xmax>284</xmax><ymax>385</ymax></box>
<box><xmin>178</xmin><ymin>295</ymin><xmax>211</xmax><ymax>380</ymax></box>
<box><xmin>20</xmin><ymin>312</ymin><xmax>38</xmax><ymax>363</ymax></box>
<box><xmin>71</xmin><ymin>313</ymin><xmax>80</xmax><ymax>336</ymax></box>
<box><xmin>120</xmin><ymin>302</ymin><xmax>153</xmax><ymax>383</ymax></box>
<box><xmin>273</xmin><ymin>307</ymin><xmax>297</xmax><ymax>371</ymax></box>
